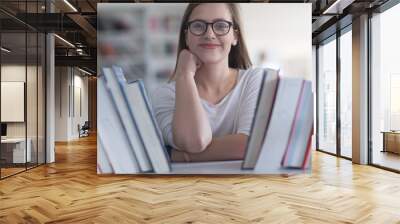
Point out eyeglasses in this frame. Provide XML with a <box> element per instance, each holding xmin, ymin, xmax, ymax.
<box><xmin>186</xmin><ymin>20</ymin><xmax>234</xmax><ymax>36</ymax></box>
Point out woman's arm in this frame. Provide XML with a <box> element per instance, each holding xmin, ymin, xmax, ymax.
<box><xmin>171</xmin><ymin>134</ymin><xmax>248</xmax><ymax>162</ymax></box>
<box><xmin>172</xmin><ymin>50</ymin><xmax>212</xmax><ymax>153</ymax></box>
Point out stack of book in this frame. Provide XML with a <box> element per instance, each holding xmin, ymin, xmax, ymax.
<box><xmin>98</xmin><ymin>66</ymin><xmax>170</xmax><ymax>174</ymax></box>
<box><xmin>97</xmin><ymin>67</ymin><xmax>313</xmax><ymax>174</ymax></box>
<box><xmin>243</xmin><ymin>69</ymin><xmax>313</xmax><ymax>172</ymax></box>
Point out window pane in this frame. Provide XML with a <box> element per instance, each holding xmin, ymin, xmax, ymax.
<box><xmin>371</xmin><ymin>3</ymin><xmax>400</xmax><ymax>171</ymax></box>
<box><xmin>27</xmin><ymin>30</ymin><xmax>38</xmax><ymax>169</ymax></box>
<box><xmin>340</xmin><ymin>29</ymin><xmax>352</xmax><ymax>158</ymax></box>
<box><xmin>1</xmin><ymin>31</ymin><xmax>27</xmax><ymax>178</ymax></box>
<box><xmin>27</xmin><ymin>0</ymin><xmax>39</xmax><ymax>169</ymax></box>
<box><xmin>38</xmin><ymin>32</ymin><xmax>45</xmax><ymax>165</ymax></box>
<box><xmin>318</xmin><ymin>38</ymin><xmax>337</xmax><ymax>154</ymax></box>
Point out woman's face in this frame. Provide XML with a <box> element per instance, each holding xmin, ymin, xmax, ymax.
<box><xmin>185</xmin><ymin>3</ymin><xmax>238</xmax><ymax>65</ymax></box>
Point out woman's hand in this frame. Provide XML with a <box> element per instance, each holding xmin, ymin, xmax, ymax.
<box><xmin>175</xmin><ymin>49</ymin><xmax>202</xmax><ymax>79</ymax></box>
<box><xmin>171</xmin><ymin>149</ymin><xmax>190</xmax><ymax>162</ymax></box>
<box><xmin>172</xmin><ymin>49</ymin><xmax>212</xmax><ymax>154</ymax></box>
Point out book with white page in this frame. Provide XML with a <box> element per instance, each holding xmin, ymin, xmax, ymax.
<box><xmin>242</xmin><ymin>68</ymin><xmax>279</xmax><ymax>169</ymax></box>
<box><xmin>103</xmin><ymin>67</ymin><xmax>152</xmax><ymax>172</ymax></box>
<box><xmin>113</xmin><ymin>66</ymin><xmax>170</xmax><ymax>174</ymax></box>
<box><xmin>97</xmin><ymin>70</ymin><xmax>140</xmax><ymax>174</ymax></box>
<box><xmin>281</xmin><ymin>81</ymin><xmax>313</xmax><ymax>168</ymax></box>
<box><xmin>97</xmin><ymin>135</ymin><xmax>114</xmax><ymax>174</ymax></box>
<box><xmin>254</xmin><ymin>78</ymin><xmax>305</xmax><ymax>172</ymax></box>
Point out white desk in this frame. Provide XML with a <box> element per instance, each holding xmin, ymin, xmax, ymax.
<box><xmin>1</xmin><ymin>138</ymin><xmax>31</xmax><ymax>163</ymax></box>
<box><xmin>170</xmin><ymin>160</ymin><xmax>311</xmax><ymax>174</ymax></box>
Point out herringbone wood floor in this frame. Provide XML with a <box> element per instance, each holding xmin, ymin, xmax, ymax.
<box><xmin>1</xmin><ymin>135</ymin><xmax>400</xmax><ymax>224</ymax></box>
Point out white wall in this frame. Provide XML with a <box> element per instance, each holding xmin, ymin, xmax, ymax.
<box><xmin>1</xmin><ymin>66</ymin><xmax>26</xmax><ymax>128</ymax></box>
<box><xmin>55</xmin><ymin>67</ymin><xmax>89</xmax><ymax>141</ymax></box>
<box><xmin>1</xmin><ymin>82</ymin><xmax>25</xmax><ymax>122</ymax></box>
<box><xmin>55</xmin><ymin>67</ymin><xmax>69</xmax><ymax>141</ymax></box>
<box><xmin>1</xmin><ymin>65</ymin><xmax>26</xmax><ymax>82</ymax></box>
<box><xmin>1</xmin><ymin>64</ymin><xmax>46</xmax><ymax>164</ymax></box>
<box><xmin>1</xmin><ymin>65</ymin><xmax>38</xmax><ymax>137</ymax></box>
<box><xmin>72</xmin><ymin>73</ymin><xmax>89</xmax><ymax>138</ymax></box>
<box><xmin>1</xmin><ymin>65</ymin><xmax>26</xmax><ymax>139</ymax></box>
<box><xmin>240</xmin><ymin>3</ymin><xmax>312</xmax><ymax>79</ymax></box>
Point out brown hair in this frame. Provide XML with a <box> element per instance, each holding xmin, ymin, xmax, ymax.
<box><xmin>169</xmin><ymin>3</ymin><xmax>252</xmax><ymax>81</ymax></box>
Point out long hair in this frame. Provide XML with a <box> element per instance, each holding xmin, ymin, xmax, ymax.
<box><xmin>169</xmin><ymin>3</ymin><xmax>252</xmax><ymax>81</ymax></box>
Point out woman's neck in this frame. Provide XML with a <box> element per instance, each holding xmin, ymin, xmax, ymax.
<box><xmin>194</xmin><ymin>61</ymin><xmax>235</xmax><ymax>94</ymax></box>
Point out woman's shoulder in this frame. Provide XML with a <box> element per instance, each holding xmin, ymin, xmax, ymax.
<box><xmin>238</xmin><ymin>67</ymin><xmax>266</xmax><ymax>86</ymax></box>
<box><xmin>150</xmin><ymin>81</ymin><xmax>176</xmax><ymax>102</ymax></box>
<box><xmin>152</xmin><ymin>81</ymin><xmax>176</xmax><ymax>94</ymax></box>
<box><xmin>241</xmin><ymin>67</ymin><xmax>265</xmax><ymax>75</ymax></box>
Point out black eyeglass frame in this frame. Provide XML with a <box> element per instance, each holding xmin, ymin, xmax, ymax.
<box><xmin>185</xmin><ymin>19</ymin><xmax>236</xmax><ymax>36</ymax></box>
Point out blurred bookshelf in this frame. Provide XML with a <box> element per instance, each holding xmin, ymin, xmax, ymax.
<box><xmin>98</xmin><ymin>4</ymin><xmax>187</xmax><ymax>95</ymax></box>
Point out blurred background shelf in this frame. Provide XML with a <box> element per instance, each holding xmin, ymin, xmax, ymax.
<box><xmin>98</xmin><ymin>4</ymin><xmax>187</xmax><ymax>96</ymax></box>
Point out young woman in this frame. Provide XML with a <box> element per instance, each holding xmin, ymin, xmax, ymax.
<box><xmin>152</xmin><ymin>3</ymin><xmax>264</xmax><ymax>162</ymax></box>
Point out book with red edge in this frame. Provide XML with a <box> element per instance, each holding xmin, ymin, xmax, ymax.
<box><xmin>254</xmin><ymin>78</ymin><xmax>305</xmax><ymax>172</ymax></box>
<box><xmin>301</xmin><ymin>127</ymin><xmax>313</xmax><ymax>169</ymax></box>
<box><xmin>280</xmin><ymin>81</ymin><xmax>313</xmax><ymax>168</ymax></box>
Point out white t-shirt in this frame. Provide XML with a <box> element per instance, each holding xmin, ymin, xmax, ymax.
<box><xmin>151</xmin><ymin>67</ymin><xmax>264</xmax><ymax>148</ymax></box>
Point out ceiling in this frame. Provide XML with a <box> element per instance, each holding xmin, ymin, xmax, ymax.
<box><xmin>0</xmin><ymin>0</ymin><xmax>392</xmax><ymax>74</ymax></box>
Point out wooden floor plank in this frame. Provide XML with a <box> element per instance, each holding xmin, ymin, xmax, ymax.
<box><xmin>0</xmin><ymin>135</ymin><xmax>399</xmax><ymax>223</ymax></box>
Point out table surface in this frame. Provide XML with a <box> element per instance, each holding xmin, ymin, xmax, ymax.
<box><xmin>169</xmin><ymin>160</ymin><xmax>310</xmax><ymax>174</ymax></box>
